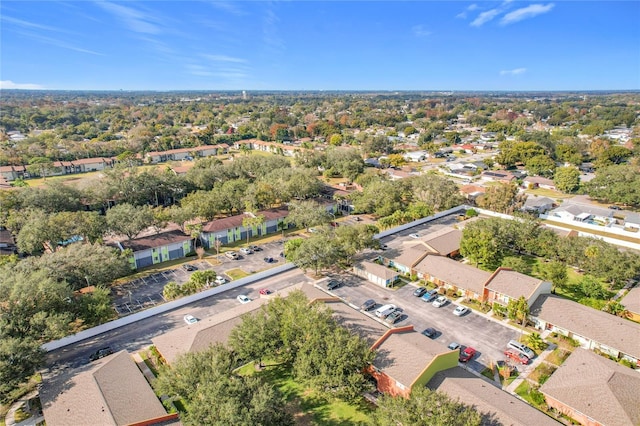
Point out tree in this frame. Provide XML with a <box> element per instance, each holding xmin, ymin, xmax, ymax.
<box><xmin>460</xmin><ymin>226</ymin><xmax>503</xmax><ymax>270</ymax></box>
<box><xmin>579</xmin><ymin>275</ymin><xmax>609</xmax><ymax>299</ymax></box>
<box><xmin>554</xmin><ymin>166</ymin><xmax>581</xmax><ymax>193</ymax></box>
<box><xmin>524</xmin><ymin>154</ymin><xmax>556</xmax><ymax>178</ymax></box>
<box><xmin>0</xmin><ymin>337</ymin><xmax>44</xmax><ymax>403</ymax></box>
<box><xmin>410</xmin><ymin>174</ymin><xmax>464</xmax><ymax>212</ymax></box>
<box><xmin>287</xmin><ymin>234</ymin><xmax>342</xmax><ymax>275</ymax></box>
<box><xmin>526</xmin><ymin>332</ymin><xmax>546</xmax><ymax>351</ymax></box>
<box><xmin>586</xmin><ymin>164</ymin><xmax>640</xmax><ymax>208</ymax></box>
<box><xmin>506</xmin><ymin>296</ymin><xmax>530</xmax><ymax>326</ymax></box>
<box><xmin>370</xmin><ymin>386</ymin><xmax>482</xmax><ymax>426</ymax></box>
<box><xmin>286</xmin><ymin>200</ymin><xmax>331</xmax><ymax>230</ymax></box>
<box><xmin>25</xmin><ymin>157</ymin><xmax>59</xmax><ymax>179</ymax></box>
<box><xmin>106</xmin><ymin>203</ymin><xmax>155</xmax><ymax>239</ymax></box>
<box><xmin>476</xmin><ymin>182</ymin><xmax>525</xmax><ymax>214</ymax></box>
<box><xmin>333</xmin><ymin>224</ymin><xmax>379</xmax><ymax>264</ymax></box>
<box><xmin>541</xmin><ymin>261</ymin><xmax>568</xmax><ymax>293</ymax></box>
<box><xmin>501</xmin><ymin>256</ymin><xmax>531</xmax><ymax>275</ymax></box>
<box><xmin>242</xmin><ymin>214</ymin><xmax>265</xmax><ymax>245</ymax></box>
<box><xmin>155</xmin><ymin>344</ymin><xmax>294</xmax><ymax>426</ymax></box>
<box><xmin>162</xmin><ymin>281</ymin><xmax>183</xmax><ymax>300</ymax></box>
<box><xmin>602</xmin><ymin>300</ymin><xmax>630</xmax><ymax>318</ymax></box>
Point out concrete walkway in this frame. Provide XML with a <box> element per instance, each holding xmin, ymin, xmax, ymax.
<box><xmin>504</xmin><ymin>342</ymin><xmax>557</xmax><ymax>394</ymax></box>
<box><xmin>612</xmin><ymin>280</ymin><xmax>636</xmax><ymax>301</ymax></box>
<box><xmin>4</xmin><ymin>390</ymin><xmax>44</xmax><ymax>426</ymax></box>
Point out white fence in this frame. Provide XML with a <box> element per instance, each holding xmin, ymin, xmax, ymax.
<box><xmin>374</xmin><ymin>205</ymin><xmax>468</xmax><ymax>239</ymax></box>
<box><xmin>42</xmin><ymin>263</ymin><xmax>296</xmax><ymax>352</ymax></box>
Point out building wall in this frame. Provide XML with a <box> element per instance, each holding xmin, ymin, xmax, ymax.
<box><xmin>131</xmin><ymin>240</ymin><xmax>192</xmax><ymax>269</ymax></box>
<box><xmin>411</xmin><ymin>352</ymin><xmax>460</xmax><ymax>389</ymax></box>
<box><xmin>368</xmin><ymin>367</ymin><xmax>411</xmax><ymax>398</ymax></box>
<box><xmin>544</xmin><ymin>395</ymin><xmax>602</xmax><ymax>426</ymax></box>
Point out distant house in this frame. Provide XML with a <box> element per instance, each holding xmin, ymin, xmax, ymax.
<box><xmin>0</xmin><ymin>165</ymin><xmax>27</xmax><ymax>181</ymax></box>
<box><xmin>540</xmin><ymin>348</ymin><xmax>640</xmax><ymax>426</ymax></box>
<box><xmin>428</xmin><ymin>367</ymin><xmax>560</xmax><ymax>426</ymax></box>
<box><xmin>352</xmin><ymin>261</ymin><xmax>399</xmax><ymax>288</ymax></box>
<box><xmin>483</xmin><ymin>268</ymin><xmax>551</xmax><ymax>307</ymax></box>
<box><xmin>116</xmin><ymin>229</ymin><xmax>193</xmax><ymax>269</ymax></box>
<box><xmin>0</xmin><ymin>228</ymin><xmax>17</xmax><ymax>256</ymax></box>
<box><xmin>71</xmin><ymin>157</ymin><xmax>114</xmax><ymax>172</ymax></box>
<box><xmin>530</xmin><ymin>294</ymin><xmax>640</xmax><ymax>365</ymax></box>
<box><xmin>523</xmin><ymin>196</ymin><xmax>555</xmax><ymax>213</ymax></box>
<box><xmin>481</xmin><ymin>170</ymin><xmax>516</xmax><ymax>183</ymax></box>
<box><xmin>40</xmin><ymin>351</ymin><xmax>176</xmax><ymax>426</ymax></box>
<box><xmin>523</xmin><ymin>176</ymin><xmax>556</xmax><ymax>190</ymax></box>
<box><xmin>548</xmin><ymin>203</ymin><xmax>614</xmax><ymax>225</ymax></box>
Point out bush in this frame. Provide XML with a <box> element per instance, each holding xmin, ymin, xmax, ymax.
<box><xmin>492</xmin><ymin>302</ymin><xmax>507</xmax><ymax>318</ymax></box>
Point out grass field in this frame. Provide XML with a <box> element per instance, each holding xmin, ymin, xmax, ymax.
<box><xmin>237</xmin><ymin>362</ymin><xmax>373</xmax><ymax>425</ymax></box>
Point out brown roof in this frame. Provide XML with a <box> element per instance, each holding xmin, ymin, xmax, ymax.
<box><xmin>355</xmin><ymin>261</ymin><xmax>400</xmax><ymax>281</ymax></box>
<box><xmin>460</xmin><ymin>184</ymin><xmax>486</xmax><ymax>195</ymax></box>
<box><xmin>621</xmin><ymin>286</ymin><xmax>640</xmax><ymax>315</ymax></box>
<box><xmin>328</xmin><ymin>300</ymin><xmax>388</xmax><ymax>346</ymax></box>
<box><xmin>118</xmin><ymin>229</ymin><xmax>191</xmax><ymax>252</ymax></box>
<box><xmin>201</xmin><ymin>213</ymin><xmax>248</xmax><ymax>233</ymax></box>
<box><xmin>530</xmin><ymin>294</ymin><xmax>640</xmax><ymax>359</ymax></box>
<box><xmin>258</xmin><ymin>207</ymin><xmax>289</xmax><ymax>221</ymax></box>
<box><xmin>540</xmin><ymin>348</ymin><xmax>640</xmax><ymax>426</ymax></box>
<box><xmin>428</xmin><ymin>367</ymin><xmax>560</xmax><ymax>426</ymax></box>
<box><xmin>73</xmin><ymin>157</ymin><xmax>111</xmax><ymax>165</ymax></box>
<box><xmin>484</xmin><ymin>268</ymin><xmax>548</xmax><ymax>301</ymax></box>
<box><xmin>415</xmin><ymin>256</ymin><xmax>492</xmax><ymax>295</ymax></box>
<box><xmin>41</xmin><ymin>351</ymin><xmax>169</xmax><ymax>426</ymax></box>
<box><xmin>420</xmin><ymin>228</ymin><xmax>463</xmax><ymax>255</ymax></box>
<box><xmin>394</xmin><ymin>245</ymin><xmax>429</xmax><ymax>268</ymax></box>
<box><xmin>373</xmin><ymin>329</ymin><xmax>454</xmax><ymax>388</ymax></box>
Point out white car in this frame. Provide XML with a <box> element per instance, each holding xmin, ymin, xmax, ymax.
<box><xmin>453</xmin><ymin>305</ymin><xmax>468</xmax><ymax>316</ymax></box>
<box><xmin>409</xmin><ymin>233</ymin><xmax>420</xmax><ymax>239</ymax></box>
<box><xmin>374</xmin><ymin>304</ymin><xmax>397</xmax><ymax>318</ymax></box>
<box><xmin>239</xmin><ymin>247</ymin><xmax>253</xmax><ymax>255</ymax></box>
<box><xmin>183</xmin><ymin>314</ymin><xmax>198</xmax><ymax>325</ymax></box>
<box><xmin>237</xmin><ymin>294</ymin><xmax>251</xmax><ymax>304</ymax></box>
<box><xmin>432</xmin><ymin>296</ymin><xmax>448</xmax><ymax>308</ymax></box>
<box><xmin>215</xmin><ymin>276</ymin><xmax>227</xmax><ymax>285</ymax></box>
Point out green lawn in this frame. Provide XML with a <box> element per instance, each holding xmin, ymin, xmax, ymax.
<box><xmin>238</xmin><ymin>362</ymin><xmax>373</xmax><ymax>425</ymax></box>
<box><xmin>225</xmin><ymin>268</ymin><xmax>250</xmax><ymax>281</ymax></box>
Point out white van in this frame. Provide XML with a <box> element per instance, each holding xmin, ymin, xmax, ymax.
<box><xmin>507</xmin><ymin>340</ymin><xmax>535</xmax><ymax>359</ymax></box>
<box><xmin>375</xmin><ymin>304</ymin><xmax>396</xmax><ymax>318</ymax></box>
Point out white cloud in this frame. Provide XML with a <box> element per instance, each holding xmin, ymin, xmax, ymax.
<box><xmin>500</xmin><ymin>68</ymin><xmax>527</xmax><ymax>76</ymax></box>
<box><xmin>470</xmin><ymin>8</ymin><xmax>501</xmax><ymax>27</ymax></box>
<box><xmin>1</xmin><ymin>16</ymin><xmax>68</xmax><ymax>33</ymax></box>
<box><xmin>0</xmin><ymin>80</ymin><xmax>44</xmax><ymax>89</ymax></box>
<box><xmin>202</xmin><ymin>54</ymin><xmax>247</xmax><ymax>63</ymax></box>
<box><xmin>96</xmin><ymin>1</ymin><xmax>162</xmax><ymax>34</ymax></box>
<box><xmin>412</xmin><ymin>25</ymin><xmax>431</xmax><ymax>37</ymax></box>
<box><xmin>206</xmin><ymin>0</ymin><xmax>246</xmax><ymax>16</ymax></box>
<box><xmin>456</xmin><ymin>3</ymin><xmax>479</xmax><ymax>19</ymax></box>
<box><xmin>500</xmin><ymin>3</ymin><xmax>554</xmax><ymax>25</ymax></box>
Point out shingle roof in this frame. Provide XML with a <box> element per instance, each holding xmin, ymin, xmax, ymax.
<box><xmin>329</xmin><ymin>301</ymin><xmax>388</xmax><ymax>346</ymax></box>
<box><xmin>554</xmin><ymin>202</ymin><xmax>613</xmax><ymax>219</ymax></box>
<box><xmin>257</xmin><ymin>207</ymin><xmax>289</xmax><ymax>221</ymax></box>
<box><xmin>620</xmin><ymin>286</ymin><xmax>640</xmax><ymax>315</ymax></box>
<box><xmin>421</xmin><ymin>228</ymin><xmax>463</xmax><ymax>255</ymax></box>
<box><xmin>118</xmin><ymin>229</ymin><xmax>191</xmax><ymax>252</ymax></box>
<box><xmin>415</xmin><ymin>256</ymin><xmax>492</xmax><ymax>295</ymax></box>
<box><xmin>428</xmin><ymin>367</ymin><xmax>560</xmax><ymax>426</ymax></box>
<box><xmin>373</xmin><ymin>330</ymin><xmax>453</xmax><ymax>388</ymax></box>
<box><xmin>201</xmin><ymin>213</ymin><xmax>248</xmax><ymax>233</ymax></box>
<box><xmin>484</xmin><ymin>268</ymin><xmax>548</xmax><ymax>301</ymax></box>
<box><xmin>355</xmin><ymin>261</ymin><xmax>399</xmax><ymax>281</ymax></box>
<box><xmin>540</xmin><ymin>348</ymin><xmax>640</xmax><ymax>426</ymax></box>
<box><xmin>530</xmin><ymin>294</ymin><xmax>640</xmax><ymax>359</ymax></box>
<box><xmin>41</xmin><ymin>351</ymin><xmax>169</xmax><ymax>426</ymax></box>
<box><xmin>393</xmin><ymin>245</ymin><xmax>429</xmax><ymax>268</ymax></box>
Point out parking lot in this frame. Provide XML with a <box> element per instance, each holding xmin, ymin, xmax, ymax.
<box><xmin>112</xmin><ymin>240</ymin><xmax>287</xmax><ymax>316</ymax></box>
<box><xmin>320</xmin><ymin>274</ymin><xmax>521</xmax><ymax>373</ymax></box>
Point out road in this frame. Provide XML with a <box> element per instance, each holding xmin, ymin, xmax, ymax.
<box><xmin>46</xmin><ymin>268</ymin><xmax>311</xmax><ymax>371</ymax></box>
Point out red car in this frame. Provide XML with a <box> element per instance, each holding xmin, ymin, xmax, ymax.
<box><xmin>459</xmin><ymin>347</ymin><xmax>476</xmax><ymax>363</ymax></box>
<box><xmin>504</xmin><ymin>349</ymin><xmax>530</xmax><ymax>365</ymax></box>
<box><xmin>259</xmin><ymin>288</ymin><xmax>272</xmax><ymax>296</ymax></box>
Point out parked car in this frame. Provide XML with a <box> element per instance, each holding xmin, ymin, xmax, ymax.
<box><xmin>89</xmin><ymin>347</ymin><xmax>114</xmax><ymax>361</ymax></box>
<box><xmin>409</xmin><ymin>233</ymin><xmax>420</xmax><ymax>239</ymax></box>
<box><xmin>608</xmin><ymin>205</ymin><xmax>622</xmax><ymax>210</ymax></box>
<box><xmin>375</xmin><ymin>304</ymin><xmax>397</xmax><ymax>318</ymax></box>
<box><xmin>453</xmin><ymin>305</ymin><xmax>469</xmax><ymax>316</ymax></box>
<box><xmin>237</xmin><ymin>295</ymin><xmax>251</xmax><ymax>304</ymax></box>
<box><xmin>307</xmin><ymin>227</ymin><xmax>318</xmax><ymax>233</ymax></box>
<box><xmin>448</xmin><ymin>342</ymin><xmax>461</xmax><ymax>350</ymax></box>
<box><xmin>361</xmin><ymin>299</ymin><xmax>376</xmax><ymax>311</ymax></box>
<box><xmin>183</xmin><ymin>314</ymin><xmax>198</xmax><ymax>325</ymax></box>
<box><xmin>459</xmin><ymin>347</ymin><xmax>476</xmax><ymax>362</ymax></box>
<box><xmin>432</xmin><ymin>296</ymin><xmax>448</xmax><ymax>308</ymax></box>
<box><xmin>507</xmin><ymin>340</ymin><xmax>536</xmax><ymax>359</ymax></box>
<box><xmin>422</xmin><ymin>327</ymin><xmax>437</xmax><ymax>338</ymax></box>
<box><xmin>421</xmin><ymin>289</ymin><xmax>438</xmax><ymax>302</ymax></box>
<box><xmin>504</xmin><ymin>349</ymin><xmax>530</xmax><ymax>365</ymax></box>
<box><xmin>259</xmin><ymin>288</ymin><xmax>272</xmax><ymax>296</ymax></box>
<box><xmin>385</xmin><ymin>309</ymin><xmax>403</xmax><ymax>324</ymax></box>
<box><xmin>263</xmin><ymin>257</ymin><xmax>275</xmax><ymax>263</ymax></box>
<box><xmin>379</xmin><ymin>244</ymin><xmax>389</xmax><ymax>250</ymax></box>
<box><xmin>327</xmin><ymin>279</ymin><xmax>342</xmax><ymax>290</ymax></box>
<box><xmin>240</xmin><ymin>247</ymin><xmax>253</xmax><ymax>255</ymax></box>
<box><xmin>225</xmin><ymin>251</ymin><xmax>239</xmax><ymax>260</ymax></box>
<box><xmin>182</xmin><ymin>264</ymin><xmax>196</xmax><ymax>271</ymax></box>
<box><xmin>413</xmin><ymin>287</ymin><xmax>427</xmax><ymax>297</ymax></box>
<box><xmin>248</xmin><ymin>245</ymin><xmax>262</xmax><ymax>251</ymax></box>
<box><xmin>215</xmin><ymin>276</ymin><xmax>227</xmax><ymax>285</ymax></box>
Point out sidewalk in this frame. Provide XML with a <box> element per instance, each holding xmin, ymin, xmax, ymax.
<box><xmin>504</xmin><ymin>342</ymin><xmax>557</xmax><ymax>394</ymax></box>
<box><xmin>4</xmin><ymin>390</ymin><xmax>44</xmax><ymax>426</ymax></box>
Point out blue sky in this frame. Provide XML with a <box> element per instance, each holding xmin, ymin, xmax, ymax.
<box><xmin>1</xmin><ymin>1</ymin><xmax>639</xmax><ymax>91</ymax></box>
